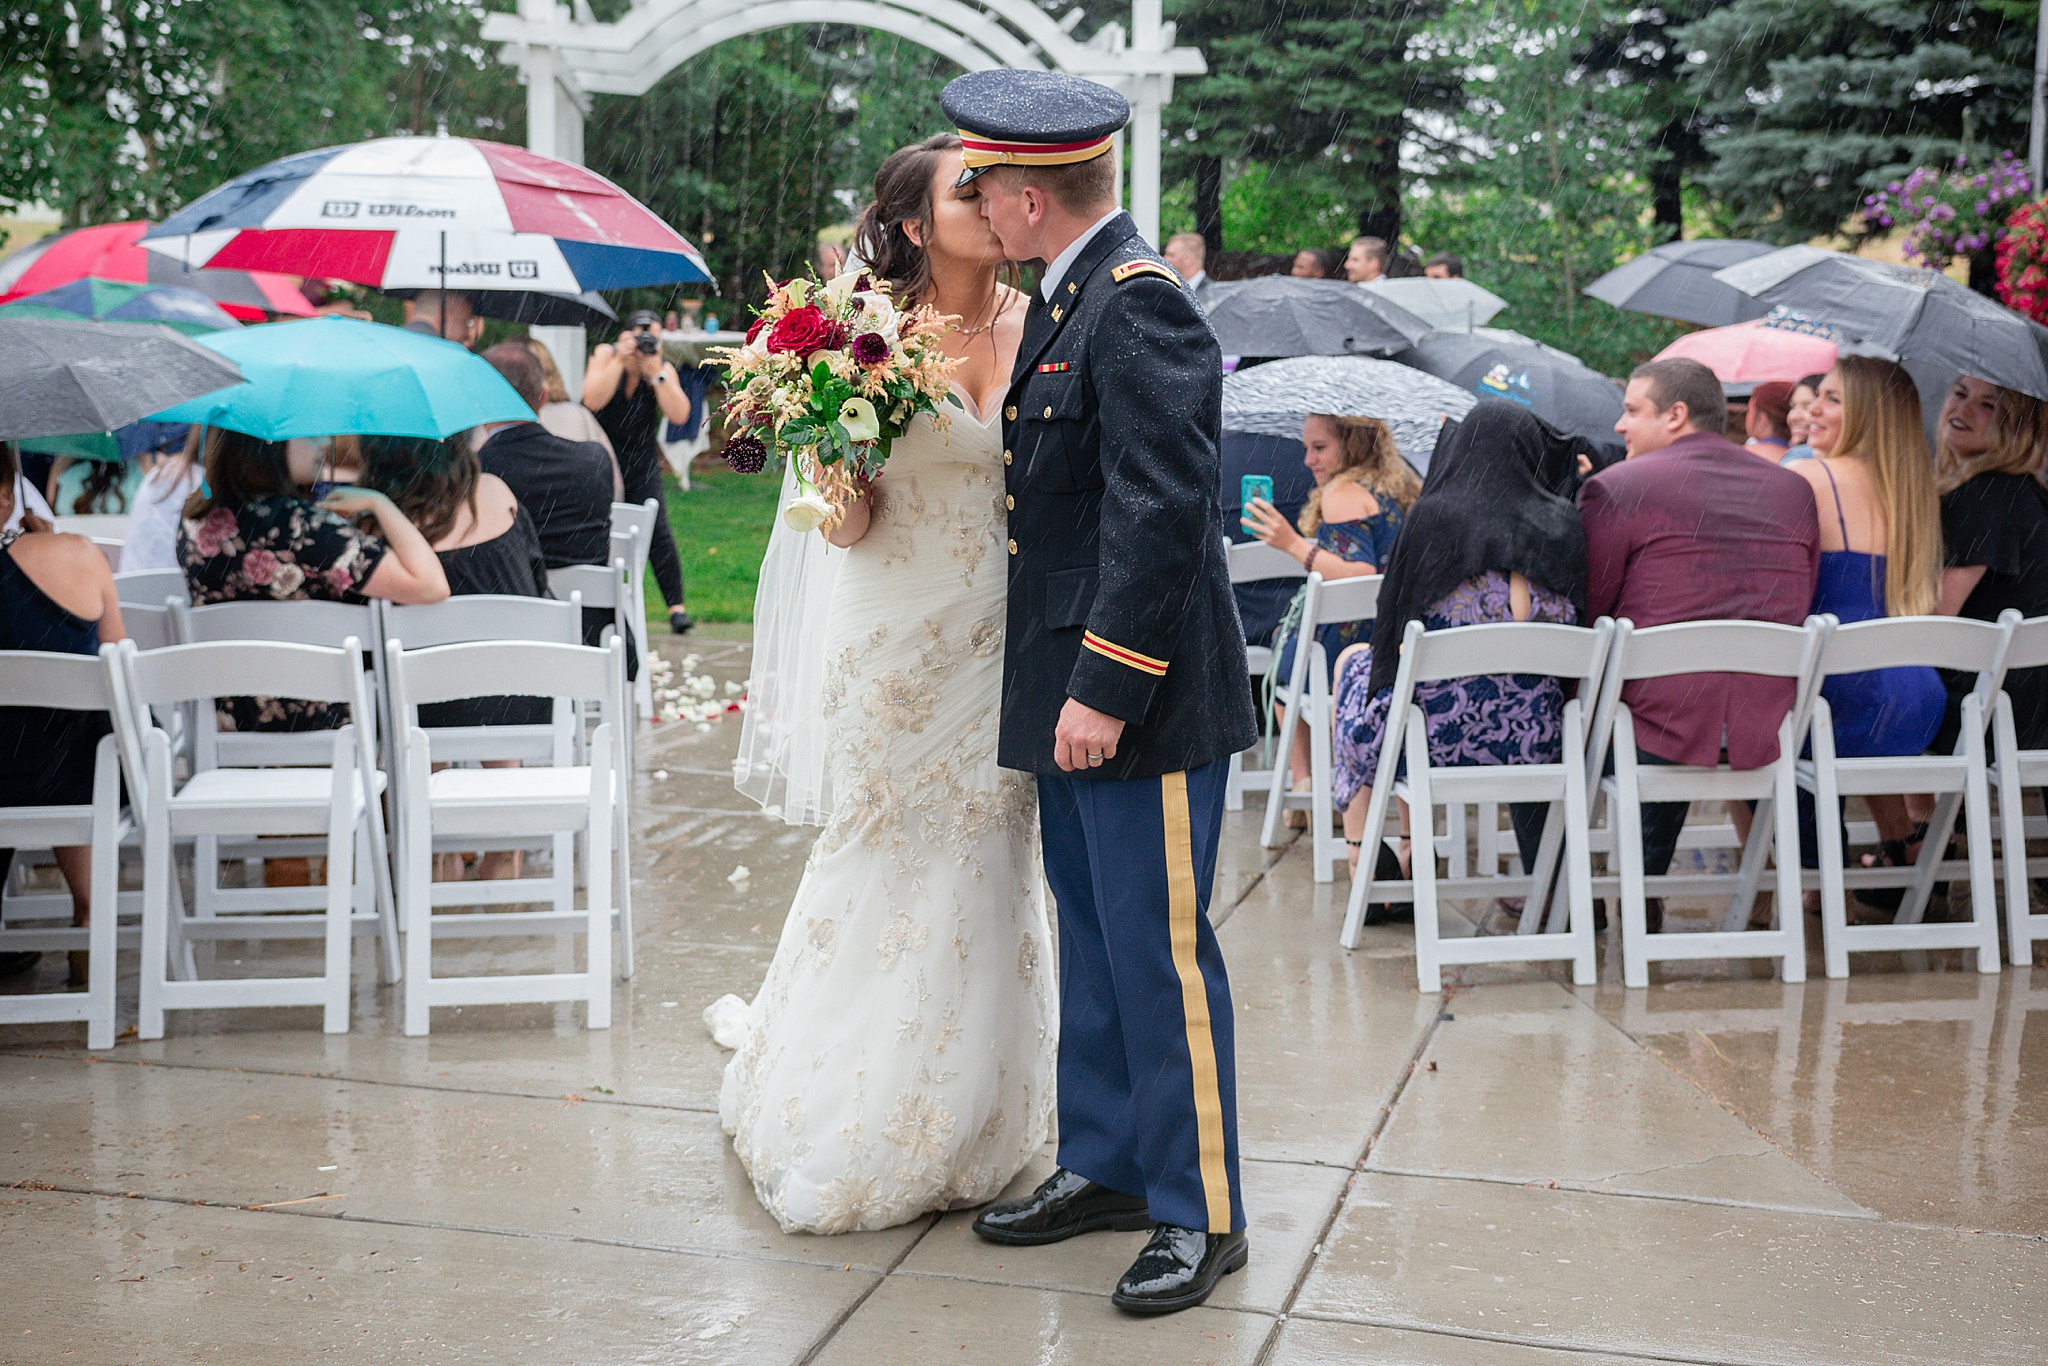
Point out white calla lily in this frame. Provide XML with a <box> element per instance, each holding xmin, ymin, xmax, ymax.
<box><xmin>783</xmin><ymin>487</ymin><xmax>836</xmax><ymax>533</ymax></box>
<box><xmin>838</xmin><ymin>397</ymin><xmax>881</xmax><ymax>443</ymax></box>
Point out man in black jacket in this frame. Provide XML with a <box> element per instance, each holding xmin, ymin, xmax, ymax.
<box><xmin>945</xmin><ymin>69</ymin><xmax>1260</xmax><ymax>1317</ymax></box>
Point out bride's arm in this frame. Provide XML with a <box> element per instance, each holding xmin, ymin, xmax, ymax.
<box><xmin>827</xmin><ymin>486</ymin><xmax>872</xmax><ymax>548</ymax></box>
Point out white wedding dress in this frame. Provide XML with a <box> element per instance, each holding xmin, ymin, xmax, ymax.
<box><xmin>707</xmin><ymin>400</ymin><xmax>1057</xmax><ymax>1235</ymax></box>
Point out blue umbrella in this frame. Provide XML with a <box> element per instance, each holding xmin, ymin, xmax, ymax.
<box><xmin>146</xmin><ymin>314</ymin><xmax>533</xmax><ymax>438</ymax></box>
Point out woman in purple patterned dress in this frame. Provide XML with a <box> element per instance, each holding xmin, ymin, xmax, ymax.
<box><xmin>1330</xmin><ymin>404</ymin><xmax>1592</xmax><ymax>909</ymax></box>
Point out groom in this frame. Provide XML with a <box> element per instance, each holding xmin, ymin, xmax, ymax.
<box><xmin>942</xmin><ymin>70</ymin><xmax>1260</xmax><ymax>1315</ymax></box>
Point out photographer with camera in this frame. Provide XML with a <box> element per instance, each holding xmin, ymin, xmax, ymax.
<box><xmin>583</xmin><ymin>309</ymin><xmax>695</xmax><ymax>633</ymax></box>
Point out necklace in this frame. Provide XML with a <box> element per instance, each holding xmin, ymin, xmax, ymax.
<box><xmin>943</xmin><ymin>288</ymin><xmax>1004</xmax><ymax>339</ymax></box>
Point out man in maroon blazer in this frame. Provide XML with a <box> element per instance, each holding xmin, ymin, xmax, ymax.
<box><xmin>1579</xmin><ymin>358</ymin><xmax>1821</xmax><ymax>878</ymax></box>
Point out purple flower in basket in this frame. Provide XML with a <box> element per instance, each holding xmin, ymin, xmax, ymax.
<box><xmin>723</xmin><ymin>434</ymin><xmax>769</xmax><ymax>474</ymax></box>
<box><xmin>850</xmin><ymin>332</ymin><xmax>892</xmax><ymax>367</ymax></box>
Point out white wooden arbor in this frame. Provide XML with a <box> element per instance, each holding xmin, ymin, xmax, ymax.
<box><xmin>483</xmin><ymin>0</ymin><xmax>1204</xmax><ymax>386</ymax></box>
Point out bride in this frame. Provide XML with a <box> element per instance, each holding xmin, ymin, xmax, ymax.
<box><xmin>706</xmin><ymin>135</ymin><xmax>1055</xmax><ymax>1235</ymax></box>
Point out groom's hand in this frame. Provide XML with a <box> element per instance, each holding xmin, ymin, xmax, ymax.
<box><xmin>1055</xmin><ymin>699</ymin><xmax>1126</xmax><ymax>772</ymax></box>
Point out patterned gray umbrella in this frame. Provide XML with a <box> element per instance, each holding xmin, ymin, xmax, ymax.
<box><xmin>0</xmin><ymin>317</ymin><xmax>244</xmax><ymax>441</ymax></box>
<box><xmin>1203</xmin><ymin>276</ymin><xmax>1433</xmax><ymax>357</ymax></box>
<box><xmin>1584</xmin><ymin>238</ymin><xmax>1778</xmax><ymax>327</ymax></box>
<box><xmin>1222</xmin><ymin>355</ymin><xmax>1476</xmax><ymax>471</ymax></box>
<box><xmin>1396</xmin><ymin>327</ymin><xmax>1623</xmax><ymax>449</ymax></box>
<box><xmin>1712</xmin><ymin>246</ymin><xmax>2048</xmax><ymax>401</ymax></box>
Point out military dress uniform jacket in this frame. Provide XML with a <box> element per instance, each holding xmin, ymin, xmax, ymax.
<box><xmin>999</xmin><ymin>213</ymin><xmax>1260</xmax><ymax>779</ymax></box>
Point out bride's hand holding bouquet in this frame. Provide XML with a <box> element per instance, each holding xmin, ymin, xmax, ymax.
<box><xmin>716</xmin><ymin>270</ymin><xmax>962</xmax><ymax>534</ymax></box>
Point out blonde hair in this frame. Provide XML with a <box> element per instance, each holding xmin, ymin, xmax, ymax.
<box><xmin>524</xmin><ymin>337</ymin><xmax>570</xmax><ymax>405</ymax></box>
<box><xmin>1936</xmin><ymin>380</ymin><xmax>2048</xmax><ymax>492</ymax></box>
<box><xmin>1299</xmin><ymin>414</ymin><xmax>1420</xmax><ymax>534</ymax></box>
<box><xmin>1831</xmin><ymin>356</ymin><xmax>1941</xmax><ymax>617</ymax></box>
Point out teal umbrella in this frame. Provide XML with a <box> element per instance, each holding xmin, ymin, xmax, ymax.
<box><xmin>146</xmin><ymin>314</ymin><xmax>533</xmax><ymax>438</ymax></box>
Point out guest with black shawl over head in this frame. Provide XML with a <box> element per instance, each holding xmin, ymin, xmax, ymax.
<box><xmin>1329</xmin><ymin>403</ymin><xmax>1590</xmax><ymax>906</ymax></box>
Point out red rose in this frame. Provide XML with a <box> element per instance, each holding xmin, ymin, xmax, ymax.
<box><xmin>746</xmin><ymin>314</ymin><xmax>769</xmax><ymax>344</ymax></box>
<box><xmin>765</xmin><ymin>304</ymin><xmax>832</xmax><ymax>357</ymax></box>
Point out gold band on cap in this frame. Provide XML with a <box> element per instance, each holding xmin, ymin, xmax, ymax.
<box><xmin>956</xmin><ymin>132</ymin><xmax>1115</xmax><ymax>170</ymax></box>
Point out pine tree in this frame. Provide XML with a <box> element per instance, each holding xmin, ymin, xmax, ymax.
<box><xmin>1575</xmin><ymin>1</ymin><xmax>1731</xmax><ymax>236</ymax></box>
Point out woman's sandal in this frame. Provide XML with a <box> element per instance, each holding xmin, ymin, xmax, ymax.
<box><xmin>1359</xmin><ymin>840</ymin><xmax>1413</xmax><ymax>926</ymax></box>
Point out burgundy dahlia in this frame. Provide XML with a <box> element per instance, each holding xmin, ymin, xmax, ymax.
<box><xmin>723</xmin><ymin>434</ymin><xmax>768</xmax><ymax>474</ymax></box>
<box><xmin>851</xmin><ymin>332</ymin><xmax>891</xmax><ymax>366</ymax></box>
<box><xmin>821</xmin><ymin>319</ymin><xmax>851</xmax><ymax>352</ymax></box>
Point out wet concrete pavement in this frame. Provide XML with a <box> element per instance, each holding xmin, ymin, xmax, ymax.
<box><xmin>3</xmin><ymin>630</ymin><xmax>2044</xmax><ymax>1363</ymax></box>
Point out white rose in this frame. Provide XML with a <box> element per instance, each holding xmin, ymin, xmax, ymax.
<box><xmin>783</xmin><ymin>490</ymin><xmax>836</xmax><ymax>533</ymax></box>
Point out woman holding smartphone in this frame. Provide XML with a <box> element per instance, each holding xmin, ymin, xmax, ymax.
<box><xmin>1243</xmin><ymin>413</ymin><xmax>1418</xmax><ymax>822</ymax></box>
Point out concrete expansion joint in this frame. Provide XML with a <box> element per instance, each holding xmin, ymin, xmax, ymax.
<box><xmin>1281</xmin><ymin>1311</ymin><xmax>1797</xmax><ymax>1366</ymax></box>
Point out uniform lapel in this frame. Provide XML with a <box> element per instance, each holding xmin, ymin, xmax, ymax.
<box><xmin>1010</xmin><ymin>212</ymin><xmax>1138</xmax><ymax>386</ymax></box>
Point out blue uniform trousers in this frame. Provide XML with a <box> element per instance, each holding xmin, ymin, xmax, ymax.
<box><xmin>1036</xmin><ymin>757</ymin><xmax>1244</xmax><ymax>1234</ymax></box>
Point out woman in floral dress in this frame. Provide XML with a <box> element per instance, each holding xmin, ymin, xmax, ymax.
<box><xmin>178</xmin><ymin>427</ymin><xmax>449</xmax><ymax>731</ymax></box>
<box><xmin>1331</xmin><ymin>403</ymin><xmax>1591</xmax><ymax>907</ymax></box>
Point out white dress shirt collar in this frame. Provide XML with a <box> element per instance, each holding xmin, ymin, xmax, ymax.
<box><xmin>1039</xmin><ymin>209</ymin><xmax>1124</xmax><ymax>301</ymax></box>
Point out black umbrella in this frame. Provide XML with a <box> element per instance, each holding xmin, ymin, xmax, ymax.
<box><xmin>1713</xmin><ymin>246</ymin><xmax>2048</xmax><ymax>402</ymax></box>
<box><xmin>1396</xmin><ymin>327</ymin><xmax>1624</xmax><ymax>451</ymax></box>
<box><xmin>1583</xmin><ymin>238</ymin><xmax>1778</xmax><ymax>327</ymax></box>
<box><xmin>1203</xmin><ymin>276</ymin><xmax>1433</xmax><ymax>357</ymax></box>
<box><xmin>0</xmin><ymin>317</ymin><xmax>244</xmax><ymax>441</ymax></box>
<box><xmin>386</xmin><ymin>287</ymin><xmax>618</xmax><ymax>328</ymax></box>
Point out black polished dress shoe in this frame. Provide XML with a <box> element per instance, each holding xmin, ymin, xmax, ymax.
<box><xmin>970</xmin><ymin>1167</ymin><xmax>1151</xmax><ymax>1246</ymax></box>
<box><xmin>1112</xmin><ymin>1224</ymin><xmax>1248</xmax><ymax>1314</ymax></box>
<box><xmin>668</xmin><ymin>607</ymin><xmax>695</xmax><ymax>635</ymax></box>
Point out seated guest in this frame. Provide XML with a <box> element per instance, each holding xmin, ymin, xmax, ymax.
<box><xmin>1424</xmin><ymin>253</ymin><xmax>1464</xmax><ymax>279</ymax></box>
<box><xmin>179</xmin><ymin>426</ymin><xmax>448</xmax><ymax>732</ymax></box>
<box><xmin>1220</xmin><ymin>431</ymin><xmax>1318</xmax><ymax>647</ymax></box>
<box><xmin>1790</xmin><ymin>358</ymin><xmax>1945</xmax><ymax>895</ymax></box>
<box><xmin>1781</xmin><ymin>373</ymin><xmax>1824</xmax><ymax>464</ymax></box>
<box><xmin>1743</xmin><ymin>380</ymin><xmax>1795</xmax><ymax>461</ymax></box>
<box><xmin>523</xmin><ymin>337</ymin><xmax>624</xmax><ymax>496</ymax></box>
<box><xmin>1580</xmin><ymin>358</ymin><xmax>1820</xmax><ymax>901</ymax></box>
<box><xmin>1162</xmin><ymin>233</ymin><xmax>1210</xmax><ymax>294</ymax></box>
<box><xmin>121</xmin><ymin>426</ymin><xmax>201</xmax><ymax>574</ymax></box>
<box><xmin>0</xmin><ymin>441</ymin><xmax>125</xmax><ymax>987</ymax></box>
<box><xmin>1330</xmin><ymin>405</ymin><xmax>1587</xmax><ymax>892</ymax></box>
<box><xmin>1245</xmin><ymin>414</ymin><xmax>1419</xmax><ymax>818</ymax></box>
<box><xmin>50</xmin><ymin>454</ymin><xmax>138</xmax><ymax>516</ymax></box>
<box><xmin>1932</xmin><ymin>375</ymin><xmax>2048</xmax><ymax>752</ymax></box>
<box><xmin>1291</xmin><ymin>250</ymin><xmax>1329</xmax><ymax>279</ymax></box>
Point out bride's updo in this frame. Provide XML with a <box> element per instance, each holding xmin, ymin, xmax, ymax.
<box><xmin>851</xmin><ymin>133</ymin><xmax>963</xmax><ymax>303</ymax></box>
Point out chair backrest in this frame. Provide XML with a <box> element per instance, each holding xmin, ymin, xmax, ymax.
<box><xmin>124</xmin><ymin>638</ymin><xmax>363</xmax><ymax>710</ymax></box>
<box><xmin>1226</xmin><ymin>540</ymin><xmax>1306</xmax><ymax>585</ymax></box>
<box><xmin>118</xmin><ymin>599</ymin><xmax>182</xmax><ymax>652</ymax></box>
<box><xmin>114</xmin><ymin>568</ymin><xmax>188</xmax><ymax>607</ymax></box>
<box><xmin>548</xmin><ymin>561</ymin><xmax>624</xmax><ymax>612</ymax></box>
<box><xmin>1405</xmin><ymin>619</ymin><xmax>1611</xmax><ymax>690</ymax></box>
<box><xmin>389</xmin><ymin>637</ymin><xmax>625</xmax><ymax>727</ymax></box>
<box><xmin>0</xmin><ymin>649</ymin><xmax>116</xmax><ymax>713</ymax></box>
<box><xmin>1818</xmin><ymin>612</ymin><xmax>2013</xmax><ymax>678</ymax></box>
<box><xmin>611</xmin><ymin>499</ymin><xmax>660</xmax><ymax>566</ymax></box>
<box><xmin>1998</xmin><ymin>613</ymin><xmax>2048</xmax><ymax>672</ymax></box>
<box><xmin>380</xmin><ymin>594</ymin><xmax>583</xmax><ymax>651</ymax></box>
<box><xmin>174</xmin><ymin>598</ymin><xmax>377</xmax><ymax>649</ymax></box>
<box><xmin>1310</xmin><ymin>573</ymin><xmax>1383</xmax><ymax>628</ymax></box>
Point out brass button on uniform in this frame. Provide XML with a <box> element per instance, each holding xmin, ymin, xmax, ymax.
<box><xmin>1007</xmin><ymin>538</ymin><xmax>1019</xmax><ymax>555</ymax></box>
<box><xmin>1005</xmin><ymin>494</ymin><xmax>1015</xmax><ymax>510</ymax></box>
<box><xmin>1005</xmin><ymin>404</ymin><xmax>1017</xmax><ymax>421</ymax></box>
<box><xmin>1002</xmin><ymin>448</ymin><xmax>1012</xmax><ymax>466</ymax></box>
<box><xmin>1043</xmin><ymin>405</ymin><xmax>1053</xmax><ymax>418</ymax></box>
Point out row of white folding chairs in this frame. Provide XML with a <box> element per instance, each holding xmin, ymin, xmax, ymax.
<box><xmin>1338</xmin><ymin>609</ymin><xmax>2043</xmax><ymax>992</ymax></box>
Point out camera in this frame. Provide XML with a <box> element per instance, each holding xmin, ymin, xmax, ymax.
<box><xmin>634</xmin><ymin>332</ymin><xmax>661</xmax><ymax>357</ymax></box>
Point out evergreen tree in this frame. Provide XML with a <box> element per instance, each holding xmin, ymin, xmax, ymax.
<box><xmin>1575</xmin><ymin>1</ymin><xmax>1730</xmax><ymax>236</ymax></box>
<box><xmin>1679</xmin><ymin>0</ymin><xmax>2038</xmax><ymax>242</ymax></box>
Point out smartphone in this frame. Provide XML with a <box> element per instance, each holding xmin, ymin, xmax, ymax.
<box><xmin>1240</xmin><ymin>474</ymin><xmax>1273</xmax><ymax>534</ymax></box>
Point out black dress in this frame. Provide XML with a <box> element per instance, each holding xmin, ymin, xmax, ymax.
<box><xmin>595</xmin><ymin>374</ymin><xmax>685</xmax><ymax>609</ymax></box>
<box><xmin>0</xmin><ymin>545</ymin><xmax>110</xmax><ymax>810</ymax></box>
<box><xmin>1936</xmin><ymin>472</ymin><xmax>2048</xmax><ymax>751</ymax></box>
<box><xmin>417</xmin><ymin>508</ymin><xmax>555</xmax><ymax>730</ymax></box>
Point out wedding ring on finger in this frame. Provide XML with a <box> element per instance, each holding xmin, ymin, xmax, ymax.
<box><xmin>1086</xmin><ymin>752</ymin><xmax>1104</xmax><ymax>766</ymax></box>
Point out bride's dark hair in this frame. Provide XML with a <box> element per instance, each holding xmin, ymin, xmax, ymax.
<box><xmin>851</xmin><ymin>133</ymin><xmax>963</xmax><ymax>303</ymax></box>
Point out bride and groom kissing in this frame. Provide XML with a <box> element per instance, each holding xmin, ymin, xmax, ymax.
<box><xmin>705</xmin><ymin>69</ymin><xmax>1260</xmax><ymax>1315</ymax></box>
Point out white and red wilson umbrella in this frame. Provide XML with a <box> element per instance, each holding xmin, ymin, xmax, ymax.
<box><xmin>141</xmin><ymin>136</ymin><xmax>711</xmax><ymax>294</ymax></box>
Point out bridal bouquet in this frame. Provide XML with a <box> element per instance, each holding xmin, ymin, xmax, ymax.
<box><xmin>716</xmin><ymin>270</ymin><xmax>960</xmax><ymax>533</ymax></box>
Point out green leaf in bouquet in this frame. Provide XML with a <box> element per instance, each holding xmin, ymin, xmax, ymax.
<box><xmin>811</xmin><ymin>359</ymin><xmax>833</xmax><ymax>389</ymax></box>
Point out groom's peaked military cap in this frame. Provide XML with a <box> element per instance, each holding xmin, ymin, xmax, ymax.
<box><xmin>940</xmin><ymin>70</ymin><xmax>1130</xmax><ymax>186</ymax></box>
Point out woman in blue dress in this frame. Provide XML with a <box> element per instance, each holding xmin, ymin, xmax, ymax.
<box><xmin>1243</xmin><ymin>413</ymin><xmax>1419</xmax><ymax>818</ymax></box>
<box><xmin>1788</xmin><ymin>356</ymin><xmax>1946</xmax><ymax>905</ymax></box>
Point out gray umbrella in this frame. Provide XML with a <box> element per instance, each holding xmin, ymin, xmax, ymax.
<box><xmin>0</xmin><ymin>317</ymin><xmax>244</xmax><ymax>441</ymax></box>
<box><xmin>1396</xmin><ymin>327</ymin><xmax>1624</xmax><ymax>451</ymax></box>
<box><xmin>1584</xmin><ymin>238</ymin><xmax>1778</xmax><ymax>327</ymax></box>
<box><xmin>1712</xmin><ymin>245</ymin><xmax>2048</xmax><ymax>401</ymax></box>
<box><xmin>1203</xmin><ymin>276</ymin><xmax>1433</xmax><ymax>357</ymax></box>
<box><xmin>1222</xmin><ymin>355</ymin><xmax>1476</xmax><ymax>472</ymax></box>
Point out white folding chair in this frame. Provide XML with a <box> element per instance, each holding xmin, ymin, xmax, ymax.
<box><xmin>1340</xmin><ymin>619</ymin><xmax>1611</xmax><ymax>990</ymax></box>
<box><xmin>170</xmin><ymin>600</ymin><xmax>398</xmax><ymax>966</ymax></box>
<box><xmin>114</xmin><ymin>638</ymin><xmax>387</xmax><ymax>1036</ymax></box>
<box><xmin>113</xmin><ymin>568</ymin><xmax>188</xmax><ymax>608</ymax></box>
<box><xmin>1224</xmin><ymin>539</ymin><xmax>1307</xmax><ymax>811</ymax></box>
<box><xmin>1800</xmin><ymin>612</ymin><xmax>2017</xmax><ymax>978</ymax></box>
<box><xmin>1991</xmin><ymin>615</ymin><xmax>2048</xmax><ymax>965</ymax></box>
<box><xmin>1261</xmin><ymin>571</ymin><xmax>1384</xmax><ymax>880</ymax></box>
<box><xmin>1588</xmin><ymin>618</ymin><xmax>1827</xmax><ymax>989</ymax></box>
<box><xmin>611</xmin><ymin>498</ymin><xmax>660</xmax><ymax>720</ymax></box>
<box><xmin>0</xmin><ymin>649</ymin><xmax>126</xmax><ymax>1049</ymax></box>
<box><xmin>387</xmin><ymin>637</ymin><xmax>628</xmax><ymax>1035</ymax></box>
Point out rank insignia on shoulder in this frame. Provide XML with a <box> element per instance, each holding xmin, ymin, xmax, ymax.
<box><xmin>1111</xmin><ymin>261</ymin><xmax>1180</xmax><ymax>285</ymax></box>
<box><xmin>1036</xmin><ymin>361</ymin><xmax>1070</xmax><ymax>373</ymax></box>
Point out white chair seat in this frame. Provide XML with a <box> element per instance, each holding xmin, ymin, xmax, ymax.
<box><xmin>167</xmin><ymin>767</ymin><xmax>384</xmax><ymax>837</ymax></box>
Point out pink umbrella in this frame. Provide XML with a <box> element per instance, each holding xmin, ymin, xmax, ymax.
<box><xmin>1653</xmin><ymin>316</ymin><xmax>1837</xmax><ymax>384</ymax></box>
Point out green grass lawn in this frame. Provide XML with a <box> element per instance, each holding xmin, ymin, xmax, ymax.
<box><xmin>645</xmin><ymin>464</ymin><xmax>782</xmax><ymax>623</ymax></box>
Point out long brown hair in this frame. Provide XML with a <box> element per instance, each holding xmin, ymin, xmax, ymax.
<box><xmin>183</xmin><ymin>427</ymin><xmax>294</xmax><ymax>521</ymax></box>
<box><xmin>1936</xmin><ymin>379</ymin><xmax>2048</xmax><ymax>492</ymax></box>
<box><xmin>1831</xmin><ymin>356</ymin><xmax>1941</xmax><ymax>617</ymax></box>
<box><xmin>357</xmin><ymin>433</ymin><xmax>478</xmax><ymax>545</ymax></box>
<box><xmin>1299</xmin><ymin>414</ymin><xmax>1422</xmax><ymax>533</ymax></box>
<box><xmin>851</xmin><ymin>134</ymin><xmax>963</xmax><ymax>303</ymax></box>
